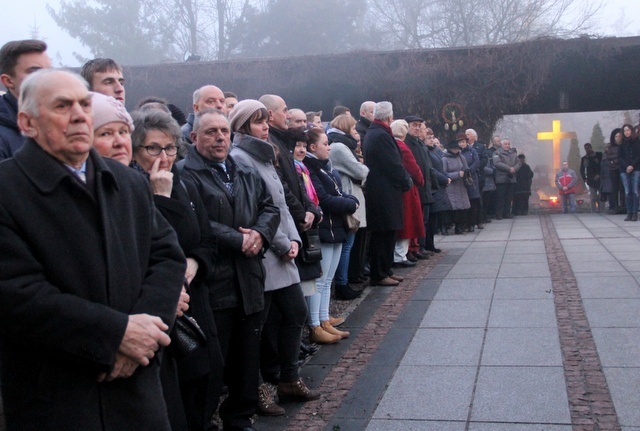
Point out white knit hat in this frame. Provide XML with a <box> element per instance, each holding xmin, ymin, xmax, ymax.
<box><xmin>91</xmin><ymin>92</ymin><xmax>134</xmax><ymax>131</ymax></box>
<box><xmin>228</xmin><ymin>99</ymin><xmax>266</xmax><ymax>132</ymax></box>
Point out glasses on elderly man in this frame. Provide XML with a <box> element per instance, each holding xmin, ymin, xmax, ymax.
<box><xmin>141</xmin><ymin>145</ymin><xmax>179</xmax><ymax>156</ymax></box>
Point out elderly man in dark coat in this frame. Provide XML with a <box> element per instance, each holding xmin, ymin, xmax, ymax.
<box><xmin>493</xmin><ymin>138</ymin><xmax>521</xmax><ymax>219</ymax></box>
<box><xmin>363</xmin><ymin>101</ymin><xmax>413</xmax><ymax>286</ymax></box>
<box><xmin>0</xmin><ymin>69</ymin><xmax>186</xmax><ymax>430</ymax></box>
<box><xmin>404</xmin><ymin>115</ymin><xmax>435</xmax><ymax>258</ymax></box>
<box><xmin>181</xmin><ymin>108</ymin><xmax>280</xmax><ymax>431</ymax></box>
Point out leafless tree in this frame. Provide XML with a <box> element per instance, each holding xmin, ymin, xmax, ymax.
<box><xmin>366</xmin><ymin>0</ymin><xmax>602</xmax><ymax>49</ymax></box>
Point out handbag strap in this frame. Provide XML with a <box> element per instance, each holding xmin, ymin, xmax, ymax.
<box><xmin>320</xmin><ymin>168</ymin><xmax>342</xmax><ymax>196</ymax></box>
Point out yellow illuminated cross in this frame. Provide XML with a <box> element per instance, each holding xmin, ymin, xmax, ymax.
<box><xmin>537</xmin><ymin>120</ymin><xmax>577</xmax><ymax>173</ymax></box>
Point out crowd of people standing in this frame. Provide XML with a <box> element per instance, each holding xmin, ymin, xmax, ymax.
<box><xmin>1</xmin><ymin>38</ymin><xmax>637</xmax><ymax>431</ymax></box>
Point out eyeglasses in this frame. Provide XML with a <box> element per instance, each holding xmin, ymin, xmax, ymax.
<box><xmin>141</xmin><ymin>145</ymin><xmax>178</xmax><ymax>156</ymax></box>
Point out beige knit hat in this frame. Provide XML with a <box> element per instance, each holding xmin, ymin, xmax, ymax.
<box><xmin>91</xmin><ymin>92</ymin><xmax>134</xmax><ymax>131</ymax></box>
<box><xmin>228</xmin><ymin>99</ymin><xmax>266</xmax><ymax>132</ymax></box>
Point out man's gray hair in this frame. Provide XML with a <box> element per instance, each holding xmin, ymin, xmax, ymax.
<box><xmin>466</xmin><ymin>129</ymin><xmax>478</xmax><ymax>139</ymax></box>
<box><xmin>192</xmin><ymin>85</ymin><xmax>221</xmax><ymax>105</ymax></box>
<box><xmin>19</xmin><ymin>69</ymin><xmax>89</xmax><ymax>118</ymax></box>
<box><xmin>258</xmin><ymin>94</ymin><xmax>280</xmax><ymax>111</ymax></box>
<box><xmin>192</xmin><ymin>87</ymin><xmax>203</xmax><ymax>105</ymax></box>
<box><xmin>373</xmin><ymin>101</ymin><xmax>393</xmax><ymax>121</ymax></box>
<box><xmin>502</xmin><ymin>138</ymin><xmax>511</xmax><ymax>145</ymax></box>
<box><xmin>193</xmin><ymin>108</ymin><xmax>228</xmax><ymax>133</ymax></box>
<box><xmin>360</xmin><ymin>101</ymin><xmax>374</xmax><ymax>114</ymax></box>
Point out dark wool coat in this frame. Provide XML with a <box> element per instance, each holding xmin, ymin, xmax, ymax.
<box><xmin>0</xmin><ymin>92</ymin><xmax>24</xmax><ymax>160</ymax></box>
<box><xmin>356</xmin><ymin>117</ymin><xmax>372</xmax><ymax>143</ymax></box>
<box><xmin>580</xmin><ymin>152</ymin><xmax>602</xmax><ymax>188</ymax></box>
<box><xmin>472</xmin><ymin>140</ymin><xmax>489</xmax><ymax>190</ymax></box>
<box><xmin>404</xmin><ymin>134</ymin><xmax>435</xmax><ymax>205</ymax></box>
<box><xmin>153</xmin><ymin>167</ymin><xmax>223</xmax><ymax>427</ymax></box>
<box><xmin>605</xmin><ymin>141</ymin><xmax>622</xmax><ymax>172</ymax></box>
<box><xmin>428</xmin><ymin>146</ymin><xmax>452</xmax><ymax>213</ymax></box>
<box><xmin>304</xmin><ymin>155</ymin><xmax>358</xmax><ymax>244</ymax></box>
<box><xmin>514</xmin><ymin>162</ymin><xmax>534</xmax><ymax>196</ymax></box>
<box><xmin>460</xmin><ymin>146</ymin><xmax>481</xmax><ymax>199</ymax></box>
<box><xmin>363</xmin><ymin>121</ymin><xmax>413</xmax><ymax>231</ymax></box>
<box><xmin>397</xmin><ymin>139</ymin><xmax>425</xmax><ymax>240</ymax></box>
<box><xmin>180</xmin><ymin>145</ymin><xmax>280</xmax><ymax>315</ymax></box>
<box><xmin>269</xmin><ymin>127</ymin><xmax>319</xmax><ymax>226</ymax></box>
<box><xmin>0</xmin><ymin>140</ymin><xmax>186</xmax><ymax>431</ymax></box>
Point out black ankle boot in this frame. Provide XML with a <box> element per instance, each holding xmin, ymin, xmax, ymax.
<box><xmin>335</xmin><ymin>284</ymin><xmax>362</xmax><ymax>300</ymax></box>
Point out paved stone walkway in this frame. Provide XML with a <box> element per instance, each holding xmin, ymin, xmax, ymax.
<box><xmin>255</xmin><ymin>213</ymin><xmax>640</xmax><ymax>431</ymax></box>
<box><xmin>3</xmin><ymin>214</ymin><xmax>638</xmax><ymax>431</ymax></box>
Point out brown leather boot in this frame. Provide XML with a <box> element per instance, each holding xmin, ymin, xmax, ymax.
<box><xmin>257</xmin><ymin>383</ymin><xmax>285</xmax><ymax>416</ymax></box>
<box><xmin>278</xmin><ymin>378</ymin><xmax>321</xmax><ymax>401</ymax></box>
<box><xmin>321</xmin><ymin>320</ymin><xmax>350</xmax><ymax>338</ymax></box>
<box><xmin>309</xmin><ymin>325</ymin><xmax>340</xmax><ymax>344</ymax></box>
<box><xmin>329</xmin><ymin>315</ymin><xmax>345</xmax><ymax>327</ymax></box>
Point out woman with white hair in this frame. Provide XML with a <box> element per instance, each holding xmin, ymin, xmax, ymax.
<box><xmin>390</xmin><ymin>119</ymin><xmax>425</xmax><ymax>266</ymax></box>
<box><xmin>362</xmin><ymin>101</ymin><xmax>413</xmax><ymax>286</ymax></box>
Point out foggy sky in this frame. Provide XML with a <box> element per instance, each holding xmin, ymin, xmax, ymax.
<box><xmin>2</xmin><ymin>0</ymin><xmax>640</xmax><ymax>67</ymax></box>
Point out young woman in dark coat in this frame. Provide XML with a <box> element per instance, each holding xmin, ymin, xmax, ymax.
<box><xmin>304</xmin><ymin>128</ymin><xmax>359</xmax><ymax>342</ymax></box>
<box><xmin>620</xmin><ymin>124</ymin><xmax>640</xmax><ymax>220</ymax></box>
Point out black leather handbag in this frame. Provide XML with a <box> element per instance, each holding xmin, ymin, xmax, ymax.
<box><xmin>301</xmin><ymin>228</ymin><xmax>322</xmax><ymax>263</ymax></box>
<box><xmin>171</xmin><ymin>313</ymin><xmax>208</xmax><ymax>360</ymax></box>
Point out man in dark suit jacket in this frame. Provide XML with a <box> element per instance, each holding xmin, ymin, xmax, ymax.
<box><xmin>0</xmin><ymin>69</ymin><xmax>186</xmax><ymax>430</ymax></box>
<box><xmin>363</xmin><ymin>101</ymin><xmax>413</xmax><ymax>286</ymax></box>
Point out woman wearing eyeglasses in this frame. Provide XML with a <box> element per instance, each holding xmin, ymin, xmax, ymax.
<box><xmin>130</xmin><ymin>109</ymin><xmax>222</xmax><ymax>431</ymax></box>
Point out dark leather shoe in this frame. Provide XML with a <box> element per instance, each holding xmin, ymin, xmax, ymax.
<box><xmin>393</xmin><ymin>260</ymin><xmax>416</xmax><ymax>268</ymax></box>
<box><xmin>406</xmin><ymin>253</ymin><xmax>418</xmax><ymax>262</ymax></box>
<box><xmin>427</xmin><ymin>247</ymin><xmax>442</xmax><ymax>253</ymax></box>
<box><xmin>335</xmin><ymin>284</ymin><xmax>362</xmax><ymax>300</ymax></box>
<box><xmin>278</xmin><ymin>378</ymin><xmax>321</xmax><ymax>401</ymax></box>
<box><xmin>258</xmin><ymin>383</ymin><xmax>285</xmax><ymax>416</ymax></box>
<box><xmin>371</xmin><ymin>276</ymin><xmax>400</xmax><ymax>286</ymax></box>
<box><xmin>413</xmin><ymin>251</ymin><xmax>428</xmax><ymax>260</ymax></box>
